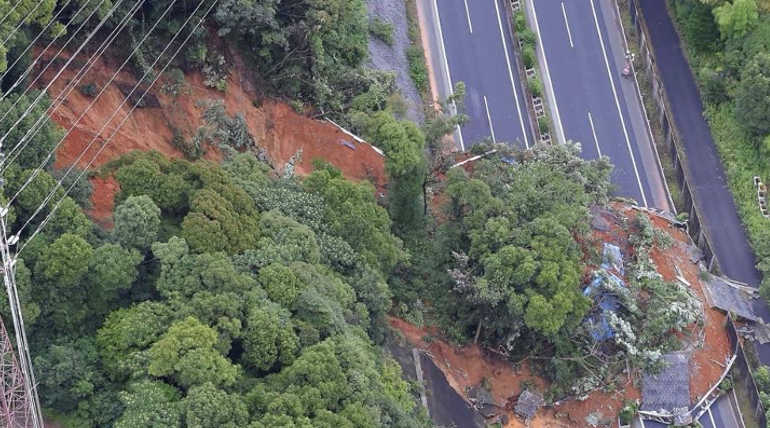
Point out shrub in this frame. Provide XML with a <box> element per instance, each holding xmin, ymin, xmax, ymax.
<box><xmin>528</xmin><ymin>75</ymin><xmax>543</xmax><ymax>98</ymax></box>
<box><xmin>514</xmin><ymin>10</ymin><xmax>527</xmax><ymax>33</ymax></box>
<box><xmin>522</xmin><ymin>45</ymin><xmax>536</xmax><ymax>69</ymax></box>
<box><xmin>519</xmin><ymin>28</ymin><xmax>536</xmax><ymax>47</ymax></box>
<box><xmin>78</xmin><ymin>83</ymin><xmax>98</xmax><ymax>98</ymax></box>
<box><xmin>161</xmin><ymin>68</ymin><xmax>187</xmax><ymax>97</ymax></box>
<box><xmin>698</xmin><ymin>67</ymin><xmax>728</xmax><ymax>105</ymax></box>
<box><xmin>369</xmin><ymin>18</ymin><xmax>394</xmax><ymax>46</ymax></box>
<box><xmin>406</xmin><ymin>45</ymin><xmax>428</xmax><ymax>93</ymax></box>
<box><xmin>538</xmin><ymin>115</ymin><xmax>550</xmax><ymax>135</ymax></box>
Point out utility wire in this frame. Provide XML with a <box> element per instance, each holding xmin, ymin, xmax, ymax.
<box><xmin>0</xmin><ymin>0</ymin><xmax>147</xmax><ymax>181</ymax></box>
<box><xmin>0</xmin><ymin>0</ymin><xmax>50</xmax><ymax>50</ymax></box>
<box><xmin>0</xmin><ymin>0</ymin><xmax>26</xmax><ymax>35</ymax></box>
<box><xmin>0</xmin><ymin>0</ymin><xmax>23</xmax><ymax>29</ymax></box>
<box><xmin>0</xmin><ymin>0</ymin><xmax>76</xmax><ymax>85</ymax></box>
<box><xmin>15</xmin><ymin>0</ymin><xmax>217</xmax><ymax>256</ymax></box>
<box><xmin>0</xmin><ymin>0</ymin><xmax>119</xmax><ymax>143</ymax></box>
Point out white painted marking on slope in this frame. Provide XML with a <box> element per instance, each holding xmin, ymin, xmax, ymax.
<box><xmin>561</xmin><ymin>2</ymin><xmax>574</xmax><ymax>48</ymax></box>
<box><xmin>530</xmin><ymin>0</ymin><xmax>565</xmax><ymax>145</ymax></box>
<box><xmin>588</xmin><ymin>112</ymin><xmax>602</xmax><ymax>157</ymax></box>
<box><xmin>463</xmin><ymin>0</ymin><xmax>473</xmax><ymax>33</ymax></box>
<box><xmin>493</xmin><ymin>0</ymin><xmax>529</xmax><ymax>148</ymax></box>
<box><xmin>432</xmin><ymin>0</ymin><xmax>465</xmax><ymax>150</ymax></box>
<box><xmin>590</xmin><ymin>0</ymin><xmax>647</xmax><ymax>207</ymax></box>
<box><xmin>484</xmin><ymin>95</ymin><xmax>497</xmax><ymax>144</ymax></box>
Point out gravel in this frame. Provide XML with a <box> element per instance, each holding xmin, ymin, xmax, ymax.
<box><xmin>366</xmin><ymin>0</ymin><xmax>425</xmax><ymax>124</ymax></box>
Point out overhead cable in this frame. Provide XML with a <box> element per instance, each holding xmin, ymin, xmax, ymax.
<box><xmin>15</xmin><ymin>0</ymin><xmax>217</xmax><ymax>255</ymax></box>
<box><xmin>0</xmin><ymin>0</ymin><xmax>147</xmax><ymax>180</ymax></box>
<box><xmin>0</xmin><ymin>0</ymin><xmax>77</xmax><ymax>86</ymax></box>
<box><xmin>0</xmin><ymin>0</ymin><xmax>119</xmax><ymax>141</ymax></box>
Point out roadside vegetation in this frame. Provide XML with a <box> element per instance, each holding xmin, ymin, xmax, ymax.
<box><xmin>404</xmin><ymin>0</ymin><xmax>430</xmax><ymax>100</ymax></box>
<box><xmin>667</xmin><ymin>0</ymin><xmax>770</xmax><ymax>300</ymax></box>
<box><xmin>513</xmin><ymin>6</ymin><xmax>551</xmax><ymax>141</ymax></box>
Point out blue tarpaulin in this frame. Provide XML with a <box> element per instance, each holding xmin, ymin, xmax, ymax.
<box><xmin>583</xmin><ymin>246</ymin><xmax>627</xmax><ymax>341</ymax></box>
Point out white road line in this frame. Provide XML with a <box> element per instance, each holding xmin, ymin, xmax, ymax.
<box><xmin>529</xmin><ymin>0</ymin><xmax>565</xmax><ymax>145</ymax></box>
<box><xmin>731</xmin><ymin>388</ymin><xmax>747</xmax><ymax>428</ymax></box>
<box><xmin>707</xmin><ymin>406</ymin><xmax>716</xmax><ymax>428</ymax></box>
<box><xmin>493</xmin><ymin>0</ymin><xmax>529</xmax><ymax>149</ymax></box>
<box><xmin>483</xmin><ymin>95</ymin><xmax>497</xmax><ymax>144</ymax></box>
<box><xmin>432</xmin><ymin>0</ymin><xmax>465</xmax><ymax>151</ymax></box>
<box><xmin>589</xmin><ymin>0</ymin><xmax>647</xmax><ymax>207</ymax></box>
<box><xmin>561</xmin><ymin>2</ymin><xmax>574</xmax><ymax>48</ymax></box>
<box><xmin>463</xmin><ymin>0</ymin><xmax>473</xmax><ymax>33</ymax></box>
<box><xmin>588</xmin><ymin>112</ymin><xmax>602</xmax><ymax>157</ymax></box>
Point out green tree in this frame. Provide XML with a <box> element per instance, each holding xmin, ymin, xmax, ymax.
<box><xmin>259</xmin><ymin>263</ymin><xmax>303</xmax><ymax>308</ymax></box>
<box><xmin>34</xmin><ymin>338</ymin><xmax>106</xmax><ymax>413</ymax></box>
<box><xmin>252</xmin><ymin>210</ymin><xmax>320</xmax><ymax>265</ymax></box>
<box><xmin>181</xmin><ymin>187</ymin><xmax>259</xmax><ymax>254</ymax></box>
<box><xmin>113</xmin><ymin>195</ymin><xmax>161</xmax><ymax>251</ymax></box>
<box><xmin>183</xmin><ymin>382</ymin><xmax>249</xmax><ymax>428</ymax></box>
<box><xmin>115</xmin><ymin>380</ymin><xmax>183</xmax><ymax>428</ymax></box>
<box><xmin>304</xmin><ymin>166</ymin><xmax>403</xmax><ymax>273</ymax></box>
<box><xmin>243</xmin><ymin>301</ymin><xmax>299</xmax><ymax>371</ymax></box>
<box><xmin>35</xmin><ymin>233</ymin><xmax>93</xmax><ymax>287</ymax></box>
<box><xmin>713</xmin><ymin>0</ymin><xmax>759</xmax><ymax>39</ymax></box>
<box><xmin>97</xmin><ymin>302</ymin><xmax>174</xmax><ymax>380</ymax></box>
<box><xmin>148</xmin><ymin>316</ymin><xmax>240</xmax><ymax>389</ymax></box>
<box><xmin>87</xmin><ymin>243</ymin><xmax>143</xmax><ymax>297</ymax></box>
<box><xmin>0</xmin><ymin>92</ymin><xmax>61</xmax><ymax>169</ymax></box>
<box><xmin>735</xmin><ymin>52</ymin><xmax>770</xmax><ymax>136</ymax></box>
<box><xmin>0</xmin><ymin>259</ymin><xmax>40</xmax><ymax>327</ymax></box>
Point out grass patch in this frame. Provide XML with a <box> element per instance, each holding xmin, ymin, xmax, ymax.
<box><xmin>370</xmin><ymin>17</ymin><xmax>394</xmax><ymax>46</ymax></box>
<box><xmin>404</xmin><ymin>0</ymin><xmax>430</xmax><ymax>101</ymax></box>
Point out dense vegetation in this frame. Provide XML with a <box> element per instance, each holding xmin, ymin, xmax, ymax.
<box><xmin>387</xmin><ymin>144</ymin><xmax>701</xmax><ymax>399</ymax></box>
<box><xmin>669</xmin><ymin>0</ymin><xmax>770</xmax><ymax>297</ymax></box>
<box><xmin>1</xmin><ymin>146</ymin><xmax>432</xmax><ymax>427</ymax></box>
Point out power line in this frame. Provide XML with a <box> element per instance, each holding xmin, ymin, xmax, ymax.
<box><xmin>0</xmin><ymin>0</ymin><xmax>77</xmax><ymax>85</ymax></box>
<box><xmin>0</xmin><ymin>0</ymin><xmax>51</xmax><ymax>50</ymax></box>
<box><xmin>0</xmin><ymin>0</ymin><xmax>119</xmax><ymax>142</ymax></box>
<box><xmin>0</xmin><ymin>0</ymin><xmax>147</xmax><ymax>181</ymax></box>
<box><xmin>0</xmin><ymin>0</ymin><xmax>25</xmax><ymax>32</ymax></box>
<box><xmin>15</xmin><ymin>0</ymin><xmax>218</xmax><ymax>256</ymax></box>
<box><xmin>0</xmin><ymin>190</ymin><xmax>42</xmax><ymax>427</ymax></box>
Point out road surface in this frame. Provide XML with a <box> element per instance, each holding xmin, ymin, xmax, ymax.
<box><xmin>426</xmin><ymin>0</ymin><xmax>533</xmax><ymax>149</ymax></box>
<box><xmin>637</xmin><ymin>0</ymin><xmax>761</xmax><ymax>286</ymax></box>
<box><xmin>529</xmin><ymin>0</ymin><xmax>670</xmax><ymax>210</ymax></box>
<box><xmin>638</xmin><ymin>0</ymin><xmax>770</xmax><ymax>370</ymax></box>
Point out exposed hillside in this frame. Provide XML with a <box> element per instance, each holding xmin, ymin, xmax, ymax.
<box><xmin>35</xmin><ymin>50</ymin><xmax>387</xmax><ymax>225</ymax></box>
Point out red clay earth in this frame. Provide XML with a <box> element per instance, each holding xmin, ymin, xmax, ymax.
<box><xmin>35</xmin><ymin>48</ymin><xmax>386</xmax><ymax>225</ymax></box>
<box><xmin>390</xmin><ymin>203</ymin><xmax>731</xmax><ymax>428</ymax></box>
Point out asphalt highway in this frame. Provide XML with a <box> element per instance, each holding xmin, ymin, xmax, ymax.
<box><xmin>638</xmin><ymin>0</ymin><xmax>770</xmax><ymax>368</ymax></box>
<box><xmin>528</xmin><ymin>0</ymin><xmax>670</xmax><ymax>210</ymax></box>
<box><xmin>432</xmin><ymin>0</ymin><xmax>533</xmax><ymax>149</ymax></box>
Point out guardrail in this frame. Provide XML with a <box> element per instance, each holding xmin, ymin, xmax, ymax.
<box><xmin>727</xmin><ymin>315</ymin><xmax>767</xmax><ymax>427</ymax></box>
<box><xmin>625</xmin><ymin>0</ymin><xmax>719</xmax><ymax>273</ymax></box>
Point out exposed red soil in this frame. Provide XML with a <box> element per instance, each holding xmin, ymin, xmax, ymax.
<box><xmin>35</xmin><ymin>48</ymin><xmax>386</xmax><ymax>222</ymax></box>
<box><xmin>390</xmin><ymin>203</ymin><xmax>732</xmax><ymax>428</ymax></box>
<box><xmin>87</xmin><ymin>175</ymin><xmax>118</xmax><ymax>229</ymax></box>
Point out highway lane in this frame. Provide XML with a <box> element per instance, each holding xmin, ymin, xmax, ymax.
<box><xmin>433</xmin><ymin>0</ymin><xmax>533</xmax><ymax>149</ymax></box>
<box><xmin>529</xmin><ymin>0</ymin><xmax>670</xmax><ymax>210</ymax></box>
